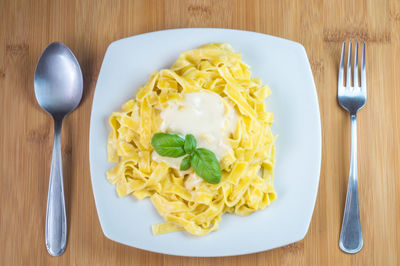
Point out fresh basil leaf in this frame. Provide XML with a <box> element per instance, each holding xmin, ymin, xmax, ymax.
<box><xmin>151</xmin><ymin>133</ymin><xmax>185</xmax><ymax>158</ymax></box>
<box><xmin>184</xmin><ymin>134</ymin><xmax>197</xmax><ymax>154</ymax></box>
<box><xmin>191</xmin><ymin>148</ymin><xmax>221</xmax><ymax>184</ymax></box>
<box><xmin>180</xmin><ymin>155</ymin><xmax>192</xmax><ymax>171</ymax></box>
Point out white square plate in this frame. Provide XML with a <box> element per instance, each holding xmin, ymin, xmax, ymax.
<box><xmin>89</xmin><ymin>28</ymin><xmax>321</xmax><ymax>257</ymax></box>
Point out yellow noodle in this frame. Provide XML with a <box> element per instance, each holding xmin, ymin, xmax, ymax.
<box><xmin>106</xmin><ymin>43</ymin><xmax>276</xmax><ymax>236</ymax></box>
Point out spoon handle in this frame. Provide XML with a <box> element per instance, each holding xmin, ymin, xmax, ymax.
<box><xmin>45</xmin><ymin>119</ymin><xmax>67</xmax><ymax>256</ymax></box>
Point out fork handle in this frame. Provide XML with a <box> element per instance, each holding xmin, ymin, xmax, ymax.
<box><xmin>339</xmin><ymin>114</ymin><xmax>363</xmax><ymax>253</ymax></box>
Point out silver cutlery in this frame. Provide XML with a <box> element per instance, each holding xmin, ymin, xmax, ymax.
<box><xmin>34</xmin><ymin>42</ymin><xmax>83</xmax><ymax>256</ymax></box>
<box><xmin>338</xmin><ymin>42</ymin><xmax>366</xmax><ymax>254</ymax></box>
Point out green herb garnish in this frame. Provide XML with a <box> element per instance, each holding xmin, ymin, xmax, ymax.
<box><xmin>180</xmin><ymin>155</ymin><xmax>192</xmax><ymax>171</ymax></box>
<box><xmin>151</xmin><ymin>133</ymin><xmax>221</xmax><ymax>184</ymax></box>
<box><xmin>191</xmin><ymin>148</ymin><xmax>221</xmax><ymax>184</ymax></box>
<box><xmin>151</xmin><ymin>133</ymin><xmax>186</xmax><ymax>158</ymax></box>
<box><xmin>184</xmin><ymin>134</ymin><xmax>197</xmax><ymax>154</ymax></box>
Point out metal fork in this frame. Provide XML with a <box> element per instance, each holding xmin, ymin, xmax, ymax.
<box><xmin>338</xmin><ymin>42</ymin><xmax>366</xmax><ymax>254</ymax></box>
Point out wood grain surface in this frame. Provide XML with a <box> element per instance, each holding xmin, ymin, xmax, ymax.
<box><xmin>1</xmin><ymin>0</ymin><xmax>399</xmax><ymax>265</ymax></box>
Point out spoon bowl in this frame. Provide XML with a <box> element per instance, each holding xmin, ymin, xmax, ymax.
<box><xmin>34</xmin><ymin>42</ymin><xmax>83</xmax><ymax>256</ymax></box>
<box><xmin>34</xmin><ymin>42</ymin><xmax>83</xmax><ymax>118</ymax></box>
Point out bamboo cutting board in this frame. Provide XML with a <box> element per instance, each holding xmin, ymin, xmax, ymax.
<box><xmin>1</xmin><ymin>0</ymin><xmax>399</xmax><ymax>265</ymax></box>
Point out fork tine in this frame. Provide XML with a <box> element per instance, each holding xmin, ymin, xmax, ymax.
<box><xmin>338</xmin><ymin>42</ymin><xmax>345</xmax><ymax>89</ymax></box>
<box><xmin>346</xmin><ymin>42</ymin><xmax>352</xmax><ymax>88</ymax></box>
<box><xmin>361</xmin><ymin>42</ymin><xmax>366</xmax><ymax>90</ymax></box>
<box><xmin>354</xmin><ymin>43</ymin><xmax>359</xmax><ymax>87</ymax></box>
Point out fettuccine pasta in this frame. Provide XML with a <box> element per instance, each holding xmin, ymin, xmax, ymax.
<box><xmin>107</xmin><ymin>43</ymin><xmax>276</xmax><ymax>236</ymax></box>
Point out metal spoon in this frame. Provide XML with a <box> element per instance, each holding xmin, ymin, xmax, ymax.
<box><xmin>34</xmin><ymin>42</ymin><xmax>83</xmax><ymax>256</ymax></box>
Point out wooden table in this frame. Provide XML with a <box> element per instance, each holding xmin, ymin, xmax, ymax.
<box><xmin>1</xmin><ymin>0</ymin><xmax>399</xmax><ymax>265</ymax></box>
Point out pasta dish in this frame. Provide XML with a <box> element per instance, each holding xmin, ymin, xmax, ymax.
<box><xmin>106</xmin><ymin>43</ymin><xmax>276</xmax><ymax>236</ymax></box>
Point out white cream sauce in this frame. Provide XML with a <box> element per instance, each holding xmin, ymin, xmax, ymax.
<box><xmin>151</xmin><ymin>91</ymin><xmax>238</xmax><ymax>171</ymax></box>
